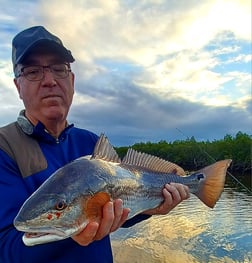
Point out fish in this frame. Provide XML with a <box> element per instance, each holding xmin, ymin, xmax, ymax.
<box><xmin>14</xmin><ymin>134</ymin><xmax>232</xmax><ymax>246</ymax></box>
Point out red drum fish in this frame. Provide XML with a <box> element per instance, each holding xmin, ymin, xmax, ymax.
<box><xmin>14</xmin><ymin>134</ymin><xmax>232</xmax><ymax>246</ymax></box>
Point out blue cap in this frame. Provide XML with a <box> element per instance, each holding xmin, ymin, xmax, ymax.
<box><xmin>12</xmin><ymin>26</ymin><xmax>75</xmax><ymax>66</ymax></box>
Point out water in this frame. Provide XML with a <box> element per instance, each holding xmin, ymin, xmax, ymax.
<box><xmin>111</xmin><ymin>175</ymin><xmax>252</xmax><ymax>263</ymax></box>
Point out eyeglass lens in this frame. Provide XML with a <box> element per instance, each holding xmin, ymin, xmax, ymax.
<box><xmin>21</xmin><ymin>64</ymin><xmax>70</xmax><ymax>81</ymax></box>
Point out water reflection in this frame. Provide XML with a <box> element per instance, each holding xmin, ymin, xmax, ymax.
<box><xmin>111</xmin><ymin>182</ymin><xmax>252</xmax><ymax>263</ymax></box>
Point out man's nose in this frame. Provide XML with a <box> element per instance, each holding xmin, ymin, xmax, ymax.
<box><xmin>42</xmin><ymin>68</ymin><xmax>57</xmax><ymax>84</ymax></box>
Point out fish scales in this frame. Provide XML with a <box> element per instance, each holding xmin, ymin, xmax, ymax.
<box><xmin>14</xmin><ymin>134</ymin><xmax>232</xmax><ymax>246</ymax></box>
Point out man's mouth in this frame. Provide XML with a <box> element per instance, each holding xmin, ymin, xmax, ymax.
<box><xmin>42</xmin><ymin>94</ymin><xmax>61</xmax><ymax>99</ymax></box>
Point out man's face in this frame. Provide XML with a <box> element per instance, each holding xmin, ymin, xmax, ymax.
<box><xmin>14</xmin><ymin>52</ymin><xmax>75</xmax><ymax>125</ymax></box>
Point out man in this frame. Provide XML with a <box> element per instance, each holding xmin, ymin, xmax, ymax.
<box><xmin>0</xmin><ymin>26</ymin><xmax>189</xmax><ymax>263</ymax></box>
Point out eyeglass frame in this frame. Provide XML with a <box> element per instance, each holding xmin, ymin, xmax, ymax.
<box><xmin>15</xmin><ymin>63</ymin><xmax>72</xmax><ymax>81</ymax></box>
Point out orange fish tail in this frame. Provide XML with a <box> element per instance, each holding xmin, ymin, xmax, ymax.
<box><xmin>194</xmin><ymin>159</ymin><xmax>232</xmax><ymax>208</ymax></box>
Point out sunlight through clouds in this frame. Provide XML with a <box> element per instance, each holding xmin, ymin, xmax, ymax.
<box><xmin>0</xmin><ymin>0</ymin><xmax>251</xmax><ymax>145</ymax></box>
<box><xmin>35</xmin><ymin>0</ymin><xmax>250</xmax><ymax>107</ymax></box>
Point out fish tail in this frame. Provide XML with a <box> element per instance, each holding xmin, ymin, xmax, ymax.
<box><xmin>194</xmin><ymin>159</ymin><xmax>232</xmax><ymax>208</ymax></box>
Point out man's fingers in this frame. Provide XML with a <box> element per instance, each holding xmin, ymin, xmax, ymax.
<box><xmin>109</xmin><ymin>199</ymin><xmax>123</xmax><ymax>232</ymax></box>
<box><xmin>169</xmin><ymin>183</ymin><xmax>190</xmax><ymax>200</ymax></box>
<box><xmin>110</xmin><ymin>200</ymin><xmax>130</xmax><ymax>232</ymax></box>
<box><xmin>94</xmin><ymin>201</ymin><xmax>114</xmax><ymax>240</ymax></box>
<box><xmin>72</xmin><ymin>221</ymin><xmax>99</xmax><ymax>246</ymax></box>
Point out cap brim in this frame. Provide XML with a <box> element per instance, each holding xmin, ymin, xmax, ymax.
<box><xmin>16</xmin><ymin>39</ymin><xmax>75</xmax><ymax>64</ymax></box>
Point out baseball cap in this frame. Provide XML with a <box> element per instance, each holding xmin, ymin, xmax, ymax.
<box><xmin>12</xmin><ymin>26</ymin><xmax>75</xmax><ymax>66</ymax></box>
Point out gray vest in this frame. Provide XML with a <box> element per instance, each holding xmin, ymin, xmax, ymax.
<box><xmin>0</xmin><ymin>120</ymin><xmax>47</xmax><ymax>178</ymax></box>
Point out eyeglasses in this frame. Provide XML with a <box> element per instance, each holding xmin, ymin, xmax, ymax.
<box><xmin>16</xmin><ymin>63</ymin><xmax>71</xmax><ymax>81</ymax></box>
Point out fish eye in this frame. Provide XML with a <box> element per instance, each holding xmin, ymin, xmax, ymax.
<box><xmin>55</xmin><ymin>200</ymin><xmax>67</xmax><ymax>211</ymax></box>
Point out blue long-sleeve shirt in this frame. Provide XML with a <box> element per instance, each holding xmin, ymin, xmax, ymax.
<box><xmin>0</xmin><ymin>121</ymin><xmax>150</xmax><ymax>263</ymax></box>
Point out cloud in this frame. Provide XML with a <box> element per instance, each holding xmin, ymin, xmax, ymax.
<box><xmin>38</xmin><ymin>0</ymin><xmax>250</xmax><ymax>63</ymax></box>
<box><xmin>68</xmin><ymin>68</ymin><xmax>251</xmax><ymax>145</ymax></box>
<box><xmin>0</xmin><ymin>0</ymin><xmax>251</xmax><ymax>146</ymax></box>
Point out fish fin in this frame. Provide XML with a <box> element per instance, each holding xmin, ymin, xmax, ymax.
<box><xmin>122</xmin><ymin>148</ymin><xmax>186</xmax><ymax>176</ymax></box>
<box><xmin>85</xmin><ymin>192</ymin><xmax>111</xmax><ymax>221</ymax></box>
<box><xmin>92</xmin><ymin>134</ymin><xmax>121</xmax><ymax>163</ymax></box>
<box><xmin>194</xmin><ymin>159</ymin><xmax>232</xmax><ymax>208</ymax></box>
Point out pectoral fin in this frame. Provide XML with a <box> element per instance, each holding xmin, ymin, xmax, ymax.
<box><xmin>85</xmin><ymin>192</ymin><xmax>111</xmax><ymax>221</ymax></box>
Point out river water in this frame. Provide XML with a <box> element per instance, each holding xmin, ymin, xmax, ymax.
<box><xmin>111</xmin><ymin>175</ymin><xmax>252</xmax><ymax>263</ymax></box>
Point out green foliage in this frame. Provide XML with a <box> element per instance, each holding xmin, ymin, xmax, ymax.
<box><xmin>116</xmin><ymin>131</ymin><xmax>252</xmax><ymax>173</ymax></box>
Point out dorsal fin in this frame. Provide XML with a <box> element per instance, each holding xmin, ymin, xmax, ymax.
<box><xmin>122</xmin><ymin>148</ymin><xmax>186</xmax><ymax>176</ymax></box>
<box><xmin>91</xmin><ymin>134</ymin><xmax>121</xmax><ymax>163</ymax></box>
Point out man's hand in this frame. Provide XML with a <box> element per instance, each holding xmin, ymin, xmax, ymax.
<box><xmin>72</xmin><ymin>199</ymin><xmax>130</xmax><ymax>246</ymax></box>
<box><xmin>143</xmin><ymin>183</ymin><xmax>190</xmax><ymax>215</ymax></box>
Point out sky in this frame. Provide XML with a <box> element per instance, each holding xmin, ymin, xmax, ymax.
<box><xmin>0</xmin><ymin>0</ymin><xmax>251</xmax><ymax>146</ymax></box>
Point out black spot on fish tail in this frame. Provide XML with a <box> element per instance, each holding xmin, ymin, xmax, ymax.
<box><xmin>197</xmin><ymin>173</ymin><xmax>204</xmax><ymax>180</ymax></box>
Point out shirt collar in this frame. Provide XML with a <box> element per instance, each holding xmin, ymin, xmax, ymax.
<box><xmin>17</xmin><ymin>110</ymin><xmax>73</xmax><ymax>143</ymax></box>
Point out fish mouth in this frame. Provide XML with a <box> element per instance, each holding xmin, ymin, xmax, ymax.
<box><xmin>15</xmin><ymin>219</ymin><xmax>88</xmax><ymax>246</ymax></box>
<box><xmin>21</xmin><ymin>225</ymin><xmax>85</xmax><ymax>246</ymax></box>
<box><xmin>25</xmin><ymin>232</ymin><xmax>49</xmax><ymax>238</ymax></box>
<box><xmin>23</xmin><ymin>231</ymin><xmax>67</xmax><ymax>246</ymax></box>
<box><xmin>24</xmin><ymin>231</ymin><xmax>63</xmax><ymax>239</ymax></box>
